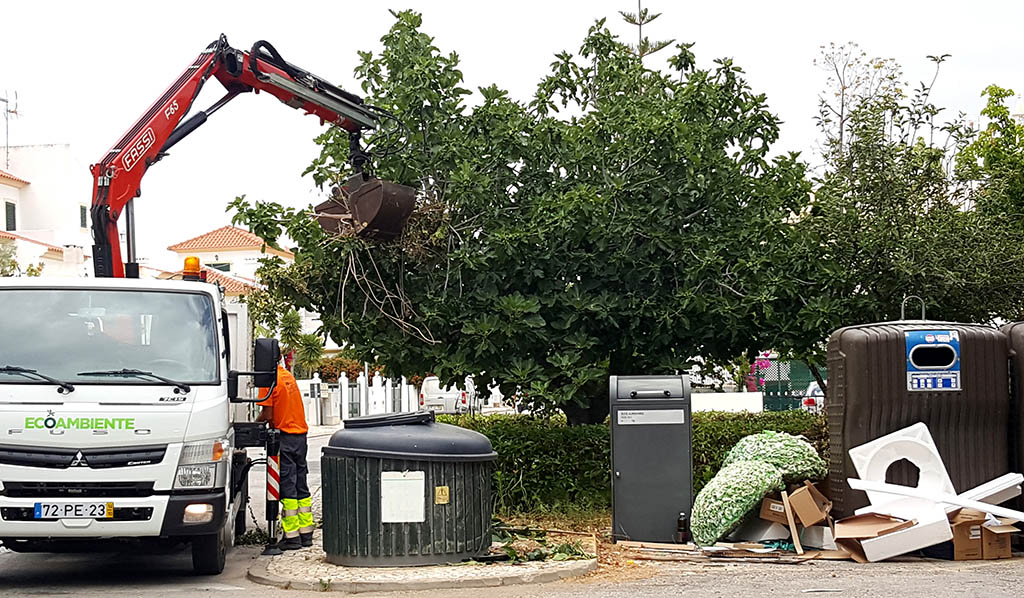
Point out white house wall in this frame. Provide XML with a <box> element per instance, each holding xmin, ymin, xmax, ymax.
<box><xmin>8</xmin><ymin>145</ymin><xmax>92</xmax><ymax>251</ymax></box>
<box><xmin>2</xmin><ymin>239</ymin><xmax>88</xmax><ymax>277</ymax></box>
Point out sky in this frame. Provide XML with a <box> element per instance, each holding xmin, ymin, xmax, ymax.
<box><xmin>1</xmin><ymin>0</ymin><xmax>1022</xmax><ymax>269</ymax></box>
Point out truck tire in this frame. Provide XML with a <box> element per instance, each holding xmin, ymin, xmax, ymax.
<box><xmin>234</xmin><ymin>481</ymin><xmax>249</xmax><ymax>540</ymax></box>
<box><xmin>191</xmin><ymin>521</ymin><xmax>228</xmax><ymax>575</ymax></box>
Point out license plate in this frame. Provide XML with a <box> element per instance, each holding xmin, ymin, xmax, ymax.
<box><xmin>33</xmin><ymin>502</ymin><xmax>113</xmax><ymax>519</ymax></box>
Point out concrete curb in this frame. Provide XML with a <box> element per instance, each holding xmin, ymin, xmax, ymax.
<box><xmin>247</xmin><ymin>556</ymin><xmax>597</xmax><ymax>592</ymax></box>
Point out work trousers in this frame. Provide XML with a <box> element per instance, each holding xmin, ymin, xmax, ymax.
<box><xmin>279</xmin><ymin>432</ymin><xmax>313</xmax><ymax>538</ymax></box>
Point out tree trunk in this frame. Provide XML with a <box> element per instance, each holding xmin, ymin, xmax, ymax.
<box><xmin>806</xmin><ymin>360</ymin><xmax>828</xmax><ymax>397</ymax></box>
<box><xmin>561</xmin><ymin>396</ymin><xmax>610</xmax><ymax>426</ymax></box>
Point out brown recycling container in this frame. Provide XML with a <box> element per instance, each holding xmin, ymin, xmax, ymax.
<box><xmin>826</xmin><ymin>321</ymin><xmax>1010</xmax><ymax>517</ymax></box>
<box><xmin>1000</xmin><ymin>322</ymin><xmax>1024</xmax><ymax>510</ymax></box>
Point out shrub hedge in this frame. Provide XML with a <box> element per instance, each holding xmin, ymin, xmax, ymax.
<box><xmin>439</xmin><ymin>410</ymin><xmax>827</xmax><ymax>514</ymax></box>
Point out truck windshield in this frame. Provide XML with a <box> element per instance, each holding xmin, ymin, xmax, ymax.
<box><xmin>0</xmin><ymin>289</ymin><xmax>219</xmax><ymax>385</ymax></box>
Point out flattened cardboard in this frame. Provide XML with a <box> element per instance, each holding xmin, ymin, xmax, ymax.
<box><xmin>982</xmin><ymin>519</ymin><xmax>1019</xmax><ymax>560</ymax></box>
<box><xmin>833</xmin><ymin>513</ymin><xmax>914</xmax><ymax>539</ymax></box>
<box><xmin>788</xmin><ymin>482</ymin><xmax>832</xmax><ymax>527</ymax></box>
<box><xmin>760</xmin><ymin>497</ymin><xmax>789</xmax><ymax>525</ymax></box>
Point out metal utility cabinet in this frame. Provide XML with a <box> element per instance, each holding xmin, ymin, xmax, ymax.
<box><xmin>610</xmin><ymin>375</ymin><xmax>693</xmax><ymax>543</ymax></box>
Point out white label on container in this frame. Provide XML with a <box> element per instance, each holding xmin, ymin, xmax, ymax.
<box><xmin>969</xmin><ymin>525</ymin><xmax>981</xmax><ymax>540</ymax></box>
<box><xmin>770</xmin><ymin>503</ymin><xmax>785</xmax><ymax>513</ymax></box>
<box><xmin>380</xmin><ymin>471</ymin><xmax>425</xmax><ymax>523</ymax></box>
<box><xmin>617</xmin><ymin>409</ymin><xmax>686</xmax><ymax>425</ymax></box>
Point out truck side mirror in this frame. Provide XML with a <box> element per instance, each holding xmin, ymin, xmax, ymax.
<box><xmin>228</xmin><ymin>338</ymin><xmax>281</xmax><ymax>403</ymax></box>
<box><xmin>253</xmin><ymin>338</ymin><xmax>280</xmax><ymax>387</ymax></box>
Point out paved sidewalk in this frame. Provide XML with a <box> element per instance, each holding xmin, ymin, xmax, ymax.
<box><xmin>247</xmin><ymin>532</ymin><xmax>596</xmax><ymax>592</ymax></box>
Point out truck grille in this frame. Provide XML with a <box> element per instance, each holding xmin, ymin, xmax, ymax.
<box><xmin>0</xmin><ymin>507</ymin><xmax>154</xmax><ymax>522</ymax></box>
<box><xmin>0</xmin><ymin>444</ymin><xmax>166</xmax><ymax>469</ymax></box>
<box><xmin>1</xmin><ymin>482</ymin><xmax>155</xmax><ymax>498</ymax></box>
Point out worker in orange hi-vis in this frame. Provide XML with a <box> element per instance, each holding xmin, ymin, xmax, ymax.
<box><xmin>257</xmin><ymin>360</ymin><xmax>312</xmax><ymax>550</ymax></box>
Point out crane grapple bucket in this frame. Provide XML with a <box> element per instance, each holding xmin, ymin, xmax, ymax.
<box><xmin>314</xmin><ymin>175</ymin><xmax>416</xmax><ymax>241</ymax></box>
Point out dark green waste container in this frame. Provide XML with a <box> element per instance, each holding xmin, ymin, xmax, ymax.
<box><xmin>321</xmin><ymin>412</ymin><xmax>496</xmax><ymax>566</ymax></box>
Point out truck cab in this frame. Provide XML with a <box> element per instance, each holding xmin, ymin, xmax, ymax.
<box><xmin>0</xmin><ymin>276</ymin><xmax>267</xmax><ymax>574</ymax></box>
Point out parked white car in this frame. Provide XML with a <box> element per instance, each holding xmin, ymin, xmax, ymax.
<box><xmin>419</xmin><ymin>376</ymin><xmax>479</xmax><ymax>414</ymax></box>
<box><xmin>801</xmin><ymin>381</ymin><xmax>825</xmax><ymax>414</ymax></box>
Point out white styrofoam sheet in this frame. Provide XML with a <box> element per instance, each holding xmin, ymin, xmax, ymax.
<box><xmin>727</xmin><ymin>518</ymin><xmax>791</xmax><ymax>542</ymax></box>
<box><xmin>847</xmin><ymin>422</ymin><xmax>955</xmax><ymax>510</ymax></box>
<box><xmin>801</xmin><ymin>525</ymin><xmax>837</xmax><ymax>550</ymax></box>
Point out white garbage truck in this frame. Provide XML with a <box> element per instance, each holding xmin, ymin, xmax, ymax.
<box><xmin>0</xmin><ymin>33</ymin><xmax>414</xmax><ymax>574</ymax></box>
<box><xmin>0</xmin><ymin>274</ymin><xmax>280</xmax><ymax>574</ymax></box>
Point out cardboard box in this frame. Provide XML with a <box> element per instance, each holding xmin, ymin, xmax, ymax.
<box><xmin>949</xmin><ymin>508</ymin><xmax>986</xmax><ymax>560</ymax></box>
<box><xmin>982</xmin><ymin>519</ymin><xmax>1019</xmax><ymax>560</ymax></box>
<box><xmin>788</xmin><ymin>482</ymin><xmax>832</xmax><ymax>527</ymax></box>
<box><xmin>760</xmin><ymin>496</ymin><xmax>789</xmax><ymax>525</ymax></box>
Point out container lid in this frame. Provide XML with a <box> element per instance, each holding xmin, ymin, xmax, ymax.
<box><xmin>324</xmin><ymin>412</ymin><xmax>497</xmax><ymax>462</ymax></box>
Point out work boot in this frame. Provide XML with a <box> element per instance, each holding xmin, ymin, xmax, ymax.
<box><xmin>278</xmin><ymin>536</ymin><xmax>302</xmax><ymax>551</ymax></box>
<box><xmin>300</xmin><ymin>532</ymin><xmax>314</xmax><ymax>547</ymax></box>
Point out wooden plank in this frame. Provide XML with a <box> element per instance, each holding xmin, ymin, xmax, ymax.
<box><xmin>782</xmin><ymin>490</ymin><xmax>804</xmax><ymax>555</ymax></box>
<box><xmin>618</xmin><ymin>540</ymin><xmax>697</xmax><ymax>551</ymax></box>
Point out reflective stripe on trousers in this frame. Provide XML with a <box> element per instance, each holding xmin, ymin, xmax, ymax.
<box><xmin>298</xmin><ymin>496</ymin><xmax>314</xmax><ymax>534</ymax></box>
<box><xmin>280</xmin><ymin>497</ymin><xmax>301</xmax><ymax>537</ymax></box>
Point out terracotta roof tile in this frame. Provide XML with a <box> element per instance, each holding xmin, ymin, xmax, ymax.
<box><xmin>0</xmin><ymin>230</ymin><xmax>65</xmax><ymax>254</ymax></box>
<box><xmin>0</xmin><ymin>169</ymin><xmax>29</xmax><ymax>186</ymax></box>
<box><xmin>167</xmin><ymin>225</ymin><xmax>292</xmax><ymax>258</ymax></box>
<box><xmin>157</xmin><ymin>266</ymin><xmax>258</xmax><ymax>295</ymax></box>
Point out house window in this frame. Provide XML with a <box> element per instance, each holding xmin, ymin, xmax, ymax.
<box><xmin>80</xmin><ymin>205</ymin><xmax>88</xmax><ymax>228</ymax></box>
<box><xmin>4</xmin><ymin>202</ymin><xmax>15</xmax><ymax>232</ymax></box>
<box><xmin>207</xmin><ymin>262</ymin><xmax>231</xmax><ymax>272</ymax></box>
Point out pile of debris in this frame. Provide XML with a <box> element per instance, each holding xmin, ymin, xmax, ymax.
<box><xmin>684</xmin><ymin>423</ymin><xmax>1023</xmax><ymax>563</ymax></box>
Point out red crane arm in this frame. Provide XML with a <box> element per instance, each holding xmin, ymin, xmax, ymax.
<box><xmin>90</xmin><ymin>35</ymin><xmax>378</xmax><ymax>278</ymax></box>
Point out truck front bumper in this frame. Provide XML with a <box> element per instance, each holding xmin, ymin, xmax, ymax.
<box><xmin>0</xmin><ymin>491</ymin><xmax>226</xmax><ymax>538</ymax></box>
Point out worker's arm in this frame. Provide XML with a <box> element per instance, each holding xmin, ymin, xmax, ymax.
<box><xmin>256</xmin><ymin>382</ymin><xmax>277</xmax><ymax>426</ymax></box>
<box><xmin>256</xmin><ymin>405</ymin><xmax>274</xmax><ymax>423</ymax></box>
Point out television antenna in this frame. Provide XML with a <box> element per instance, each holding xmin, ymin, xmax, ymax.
<box><xmin>1</xmin><ymin>91</ymin><xmax>19</xmax><ymax>170</ymax></box>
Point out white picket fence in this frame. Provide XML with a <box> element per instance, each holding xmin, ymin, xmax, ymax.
<box><xmin>296</xmin><ymin>373</ymin><xmax>417</xmax><ymax>426</ymax></box>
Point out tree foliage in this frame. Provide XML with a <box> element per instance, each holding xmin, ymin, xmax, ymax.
<box><xmin>957</xmin><ymin>85</ymin><xmax>1024</xmax><ymax>211</ymax></box>
<box><xmin>771</xmin><ymin>47</ymin><xmax>1024</xmax><ymax>384</ymax></box>
<box><xmin>230</xmin><ymin>10</ymin><xmax>811</xmax><ymax>423</ymax></box>
<box><xmin>292</xmin><ymin>332</ymin><xmax>325</xmax><ymax>379</ymax></box>
<box><xmin>0</xmin><ymin>243</ymin><xmax>43</xmax><ymax>277</ymax></box>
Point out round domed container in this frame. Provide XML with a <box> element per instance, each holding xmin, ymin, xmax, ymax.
<box><xmin>321</xmin><ymin>412</ymin><xmax>496</xmax><ymax>566</ymax></box>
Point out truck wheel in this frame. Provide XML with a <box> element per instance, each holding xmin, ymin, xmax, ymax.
<box><xmin>234</xmin><ymin>481</ymin><xmax>249</xmax><ymax>540</ymax></box>
<box><xmin>191</xmin><ymin>522</ymin><xmax>227</xmax><ymax>575</ymax></box>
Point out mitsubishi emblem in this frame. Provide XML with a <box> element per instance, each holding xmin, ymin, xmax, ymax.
<box><xmin>70</xmin><ymin>451</ymin><xmax>88</xmax><ymax>467</ymax></box>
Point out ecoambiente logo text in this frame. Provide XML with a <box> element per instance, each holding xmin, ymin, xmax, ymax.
<box><xmin>25</xmin><ymin>413</ymin><xmax>136</xmax><ymax>430</ymax></box>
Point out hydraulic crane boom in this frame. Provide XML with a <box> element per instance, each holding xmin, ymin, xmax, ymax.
<box><xmin>90</xmin><ymin>35</ymin><xmax>397</xmax><ymax>278</ymax></box>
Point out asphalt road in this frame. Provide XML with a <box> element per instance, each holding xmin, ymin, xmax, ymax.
<box><xmin>0</xmin><ymin>431</ymin><xmax>336</xmax><ymax>597</ymax></box>
<box><xmin>3</xmin><ymin>428</ymin><xmax>1023</xmax><ymax>597</ymax></box>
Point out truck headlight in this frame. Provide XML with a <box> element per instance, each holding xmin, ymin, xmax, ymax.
<box><xmin>175</xmin><ymin>438</ymin><xmax>229</xmax><ymax>489</ymax></box>
<box><xmin>178</xmin><ymin>438</ymin><xmax>229</xmax><ymax>465</ymax></box>
<box><xmin>176</xmin><ymin>464</ymin><xmax>217</xmax><ymax>489</ymax></box>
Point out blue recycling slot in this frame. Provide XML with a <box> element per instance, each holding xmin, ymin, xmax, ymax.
<box><xmin>905</xmin><ymin>329</ymin><xmax>961</xmax><ymax>391</ymax></box>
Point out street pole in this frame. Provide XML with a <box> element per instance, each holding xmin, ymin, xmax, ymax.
<box><xmin>262</xmin><ymin>428</ymin><xmax>283</xmax><ymax>555</ymax></box>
